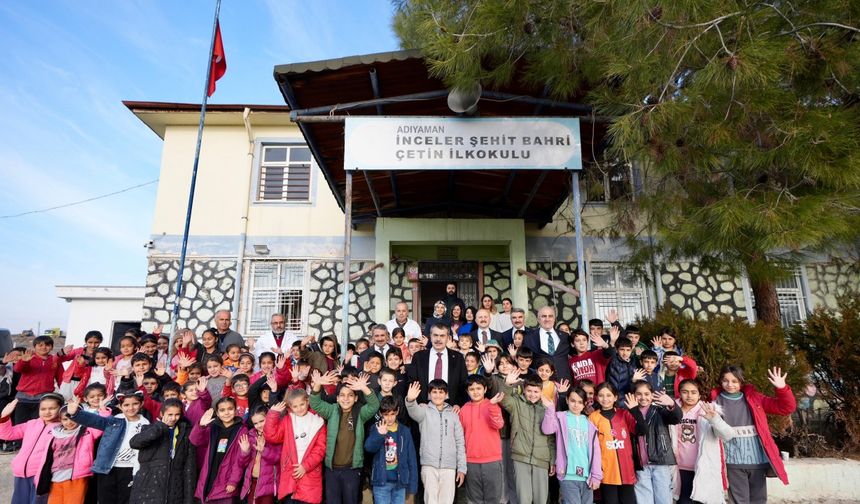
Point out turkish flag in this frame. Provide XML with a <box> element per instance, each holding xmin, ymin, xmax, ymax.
<box><xmin>207</xmin><ymin>20</ymin><xmax>226</xmax><ymax>97</ymax></box>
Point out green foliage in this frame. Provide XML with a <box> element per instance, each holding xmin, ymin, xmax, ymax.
<box><xmin>635</xmin><ymin>306</ymin><xmax>808</xmax><ymax>396</ymax></box>
<box><xmin>394</xmin><ymin>0</ymin><xmax>860</xmax><ymax>323</ymax></box>
<box><xmin>787</xmin><ymin>290</ymin><xmax>860</xmax><ymax>450</ymax></box>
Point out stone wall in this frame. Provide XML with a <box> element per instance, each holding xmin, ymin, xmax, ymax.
<box><xmin>142</xmin><ymin>258</ymin><xmax>237</xmax><ymax>333</ymax></box>
<box><xmin>660</xmin><ymin>263</ymin><xmax>748</xmax><ymax>319</ymax></box>
<box><xmin>483</xmin><ymin>262</ymin><xmax>512</xmax><ymax>304</ymax></box>
<box><xmin>526</xmin><ymin>262</ymin><xmax>580</xmax><ymax>327</ymax></box>
<box><xmin>806</xmin><ymin>261</ymin><xmax>860</xmax><ymax>310</ymax></box>
<box><xmin>389</xmin><ymin>261</ymin><xmax>413</xmax><ymax>317</ymax></box>
<box><xmin>307</xmin><ymin>261</ymin><xmax>375</xmax><ymax>341</ymax></box>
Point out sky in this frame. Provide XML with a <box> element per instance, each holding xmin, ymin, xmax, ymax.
<box><xmin>0</xmin><ymin>0</ymin><xmax>401</xmax><ymax>333</ymax></box>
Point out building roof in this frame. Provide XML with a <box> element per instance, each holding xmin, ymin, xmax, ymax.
<box><xmin>124</xmin><ymin>101</ymin><xmax>291</xmax><ymax>138</ymax></box>
<box><xmin>274</xmin><ymin>49</ymin><xmax>608</xmax><ymax>225</ymax></box>
<box><xmin>56</xmin><ymin>285</ymin><xmax>145</xmax><ymax>301</ymax></box>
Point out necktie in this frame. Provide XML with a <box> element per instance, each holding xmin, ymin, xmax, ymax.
<box><xmin>546</xmin><ymin>331</ymin><xmax>556</xmax><ymax>354</ymax></box>
<box><xmin>377</xmin><ymin>346</ymin><xmax>385</xmax><ymax>354</ymax></box>
<box><xmin>481</xmin><ymin>330</ymin><xmax>488</xmax><ymax>344</ymax></box>
<box><xmin>434</xmin><ymin>352</ymin><xmax>443</xmax><ymax>380</ymax></box>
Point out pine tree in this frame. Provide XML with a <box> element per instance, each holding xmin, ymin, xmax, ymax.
<box><xmin>394</xmin><ymin>0</ymin><xmax>860</xmax><ymax>324</ymax></box>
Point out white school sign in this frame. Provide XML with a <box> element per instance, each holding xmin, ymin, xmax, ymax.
<box><xmin>343</xmin><ymin>116</ymin><xmax>582</xmax><ymax>171</ymax></box>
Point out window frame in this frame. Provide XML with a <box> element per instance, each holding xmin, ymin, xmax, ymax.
<box><xmin>250</xmin><ymin>138</ymin><xmax>317</xmax><ymax>206</ymax></box>
<box><xmin>746</xmin><ymin>268</ymin><xmax>808</xmax><ymax>328</ymax></box>
<box><xmin>588</xmin><ymin>263</ymin><xmax>653</xmax><ymax>327</ymax></box>
<box><xmin>242</xmin><ymin>260</ymin><xmax>310</xmax><ymax>337</ymax></box>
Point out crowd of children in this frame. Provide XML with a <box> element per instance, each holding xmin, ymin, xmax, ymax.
<box><xmin>0</xmin><ymin>310</ymin><xmax>796</xmax><ymax>504</ymax></box>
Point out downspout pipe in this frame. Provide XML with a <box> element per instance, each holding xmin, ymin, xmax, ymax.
<box><xmin>232</xmin><ymin>107</ymin><xmax>254</xmax><ymax>328</ymax></box>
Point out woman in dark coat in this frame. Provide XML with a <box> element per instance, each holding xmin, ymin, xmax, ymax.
<box><xmin>129</xmin><ymin>399</ymin><xmax>196</xmax><ymax>504</ymax></box>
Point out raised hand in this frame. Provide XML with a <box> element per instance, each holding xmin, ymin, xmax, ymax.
<box><xmin>663</xmin><ymin>355</ymin><xmax>682</xmax><ymax>368</ymax></box>
<box><xmin>590</xmin><ymin>333</ymin><xmax>608</xmax><ymax>349</ymax></box>
<box><xmin>182</xmin><ymin>331</ymin><xmax>193</xmax><ymax>347</ymax></box>
<box><xmin>651</xmin><ymin>337</ymin><xmax>662</xmax><ymax>349</ymax></box>
<box><xmin>335</xmin><ymin>364</ymin><xmax>345</xmax><ymax>376</ymax></box>
<box><xmin>406</xmin><ymin>382</ymin><xmax>421</xmax><ymax>402</ymax></box>
<box><xmin>197</xmin><ymin>376</ymin><xmax>209</xmax><ymax>393</ymax></box>
<box><xmin>255</xmin><ymin>434</ymin><xmax>265</xmax><ymax>451</ymax></box>
<box><xmin>701</xmin><ymin>401</ymin><xmax>717</xmax><ymax>419</ymax></box>
<box><xmin>99</xmin><ymin>394</ymin><xmax>114</xmax><ymax>411</ymax></box>
<box><xmin>0</xmin><ymin>398</ymin><xmax>18</xmax><ymax>418</ymax></box>
<box><xmin>624</xmin><ymin>392</ymin><xmax>638</xmax><ymax>410</ymax></box>
<box><xmin>556</xmin><ymin>379</ymin><xmax>570</xmax><ymax>394</ymax></box>
<box><xmin>266</xmin><ymin>374</ymin><xmax>278</xmax><ymax>393</ymax></box>
<box><xmin>376</xmin><ymin>420</ymin><xmax>388</xmax><ymax>435</ymax></box>
<box><xmin>20</xmin><ymin>350</ymin><xmax>34</xmax><ymax>362</ymax></box>
<box><xmin>66</xmin><ymin>396</ymin><xmax>80</xmax><ymax>415</ymax></box>
<box><xmin>178</xmin><ymin>355</ymin><xmax>196</xmax><ymax>369</ymax></box>
<box><xmin>505</xmin><ymin>368</ymin><xmax>522</xmax><ymax>386</ymax></box>
<box><xmin>609</xmin><ymin>325</ymin><xmax>621</xmax><ymax>344</ymax></box>
<box><xmin>490</xmin><ymin>392</ymin><xmax>505</xmax><ymax>405</ymax></box>
<box><xmin>349</xmin><ymin>372</ymin><xmax>370</xmax><ymax>393</ymax></box>
<box><xmin>480</xmin><ymin>354</ymin><xmax>495</xmax><ymax>374</ymax></box>
<box><xmin>1</xmin><ymin>351</ymin><xmax>17</xmax><ymax>364</ymax></box>
<box><xmin>154</xmin><ymin>363</ymin><xmax>167</xmax><ymax>377</ymax></box>
<box><xmin>475</xmin><ymin>342</ymin><xmax>486</xmax><ymax>354</ymax></box>
<box><xmin>62</xmin><ymin>345</ymin><xmax>74</xmax><ymax>355</ymax></box>
<box><xmin>540</xmin><ymin>395</ymin><xmax>554</xmax><ymax>409</ymax></box>
<box><xmin>632</xmin><ymin>368</ymin><xmax>646</xmax><ymax>382</ymax></box>
<box><xmin>606</xmin><ymin>308</ymin><xmax>618</xmax><ymax>325</ymax></box>
<box><xmin>507</xmin><ymin>344</ymin><xmax>518</xmax><ymax>357</ymax></box>
<box><xmin>238</xmin><ymin>433</ymin><xmax>250</xmax><ymax>454</ymax></box>
<box><xmin>200</xmin><ymin>408</ymin><xmax>215</xmax><ymax>427</ymax></box>
<box><xmin>221</xmin><ymin>368</ymin><xmax>233</xmax><ymax>379</ymax></box>
<box><xmin>446</xmin><ymin>339</ymin><xmax>457</xmax><ymax>350</ymax></box>
<box><xmin>270</xmin><ymin>400</ymin><xmax>288</xmax><ymax>413</ymax></box>
<box><xmin>767</xmin><ymin>367</ymin><xmax>788</xmax><ymax>389</ymax></box>
<box><xmin>653</xmin><ymin>391</ymin><xmax>675</xmax><ymax>407</ymax></box>
<box><xmin>275</xmin><ymin>354</ymin><xmax>287</xmax><ymax>369</ymax></box>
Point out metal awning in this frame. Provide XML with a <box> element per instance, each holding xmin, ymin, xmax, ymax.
<box><xmin>274</xmin><ymin>49</ymin><xmax>608</xmax><ymax>225</ymax></box>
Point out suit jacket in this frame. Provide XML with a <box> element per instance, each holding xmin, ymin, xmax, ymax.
<box><xmin>469</xmin><ymin>327</ymin><xmax>505</xmax><ymax>347</ymax></box>
<box><xmin>357</xmin><ymin>345</ymin><xmax>392</xmax><ymax>369</ymax></box>
<box><xmin>499</xmin><ymin>326</ymin><xmax>530</xmax><ymax>347</ymax></box>
<box><xmin>406</xmin><ymin>349</ymin><xmax>468</xmax><ymax>406</ymax></box>
<box><xmin>523</xmin><ymin>328</ymin><xmax>572</xmax><ymax>381</ymax></box>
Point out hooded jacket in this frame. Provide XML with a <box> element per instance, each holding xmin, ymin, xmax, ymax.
<box><xmin>189</xmin><ymin>418</ymin><xmax>251</xmax><ymax>501</ymax></box>
<box><xmin>263</xmin><ymin>409</ymin><xmax>326</xmax><ymax>503</ymax></box>
<box><xmin>240</xmin><ymin>428</ymin><xmax>283</xmax><ymax>501</ymax></box>
<box><xmin>128</xmin><ymin>418</ymin><xmax>196</xmax><ymax>504</ymax></box>
<box><xmin>630</xmin><ymin>404</ymin><xmax>683</xmax><ymax>467</ymax></box>
<box><xmin>670</xmin><ymin>401</ymin><xmax>735</xmax><ymax>504</ymax></box>
<box><xmin>405</xmin><ymin>399</ymin><xmax>467</xmax><ymax>473</ymax></box>
<box><xmin>541</xmin><ymin>403</ymin><xmax>603</xmax><ymax>486</ymax></box>
<box><xmin>0</xmin><ymin>416</ymin><xmax>61</xmax><ymax>489</ymax></box>
<box><xmin>500</xmin><ymin>384</ymin><xmax>555</xmax><ymax>470</ymax></box>
<box><xmin>365</xmin><ymin>423</ymin><xmax>419</xmax><ymax>494</ymax></box>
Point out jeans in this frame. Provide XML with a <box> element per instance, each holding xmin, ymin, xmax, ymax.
<box><xmin>634</xmin><ymin>465</ymin><xmax>673</xmax><ymax>504</ymax></box>
<box><xmin>558</xmin><ymin>479</ymin><xmax>593</xmax><ymax>504</ymax></box>
<box><xmin>372</xmin><ymin>481</ymin><xmax>406</xmax><ymax>504</ymax></box>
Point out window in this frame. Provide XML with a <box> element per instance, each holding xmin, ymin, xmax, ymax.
<box><xmin>583</xmin><ymin>157</ymin><xmax>637</xmax><ymax>203</ymax></box>
<box><xmin>257</xmin><ymin>144</ymin><xmax>312</xmax><ymax>202</ymax></box>
<box><xmin>245</xmin><ymin>261</ymin><xmax>307</xmax><ymax>335</ymax></box>
<box><xmin>775</xmin><ymin>270</ymin><xmax>807</xmax><ymax>327</ymax></box>
<box><xmin>590</xmin><ymin>264</ymin><xmax>650</xmax><ymax>326</ymax></box>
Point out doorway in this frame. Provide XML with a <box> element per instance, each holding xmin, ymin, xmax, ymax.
<box><xmin>417</xmin><ymin>261</ymin><xmax>479</xmax><ymax>324</ymax></box>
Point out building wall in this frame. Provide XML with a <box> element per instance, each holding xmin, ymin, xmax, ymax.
<box><xmin>483</xmin><ymin>262</ymin><xmax>512</xmax><ymax>306</ymax></box>
<box><xmin>307</xmin><ymin>260</ymin><xmax>375</xmax><ymax>340</ymax></box>
<box><xmin>660</xmin><ymin>263</ymin><xmax>748</xmax><ymax>319</ymax></box>
<box><xmin>526</xmin><ymin>262</ymin><xmax>581</xmax><ymax>327</ymax></box>
<box><xmin>806</xmin><ymin>260</ymin><xmax>860</xmax><ymax>311</ymax></box>
<box><xmin>64</xmin><ymin>296</ymin><xmax>144</xmax><ymax>348</ymax></box>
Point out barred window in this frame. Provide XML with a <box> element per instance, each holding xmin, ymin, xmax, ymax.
<box><xmin>257</xmin><ymin>144</ymin><xmax>312</xmax><ymax>202</ymax></box>
<box><xmin>590</xmin><ymin>264</ymin><xmax>650</xmax><ymax>326</ymax></box>
<box><xmin>245</xmin><ymin>261</ymin><xmax>307</xmax><ymax>336</ymax></box>
<box><xmin>775</xmin><ymin>270</ymin><xmax>807</xmax><ymax>327</ymax></box>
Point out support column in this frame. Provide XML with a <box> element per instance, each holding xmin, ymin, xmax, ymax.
<box><xmin>509</xmin><ymin>225</ymin><xmax>528</xmax><ymax>312</ymax></box>
<box><xmin>339</xmin><ymin>171</ymin><xmax>353</xmax><ymax>362</ymax></box>
<box><xmin>572</xmin><ymin>171</ymin><xmax>589</xmax><ymax>331</ymax></box>
<box><xmin>374</xmin><ymin>219</ymin><xmax>391</xmax><ymax>323</ymax></box>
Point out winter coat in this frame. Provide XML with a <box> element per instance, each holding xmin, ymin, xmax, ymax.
<box><xmin>670</xmin><ymin>401</ymin><xmax>735</xmax><ymax>504</ymax></box>
<box><xmin>710</xmin><ymin>384</ymin><xmax>796</xmax><ymax>485</ymax></box>
<box><xmin>630</xmin><ymin>404</ymin><xmax>683</xmax><ymax>467</ymax></box>
<box><xmin>541</xmin><ymin>404</ymin><xmax>603</xmax><ymax>486</ymax></box>
<box><xmin>500</xmin><ymin>384</ymin><xmax>555</xmax><ymax>470</ymax></box>
<box><xmin>241</xmin><ymin>428</ymin><xmax>283</xmax><ymax>500</ymax></box>
<box><xmin>365</xmin><ymin>423</ymin><xmax>419</xmax><ymax>494</ymax></box>
<box><xmin>69</xmin><ymin>408</ymin><xmax>147</xmax><ymax>475</ymax></box>
<box><xmin>184</xmin><ymin>390</ymin><xmax>211</xmax><ymax>474</ymax></box>
<box><xmin>658</xmin><ymin>355</ymin><xmax>698</xmax><ymax>398</ymax></box>
<box><xmin>405</xmin><ymin>399</ymin><xmax>467</xmax><ymax>473</ymax></box>
<box><xmin>14</xmin><ymin>353</ymin><xmax>72</xmax><ymax>396</ymax></box>
<box><xmin>128</xmin><ymin>419</ymin><xmax>196</xmax><ymax>504</ymax></box>
<box><xmin>73</xmin><ymin>366</ymin><xmax>116</xmax><ymax>398</ymax></box>
<box><xmin>604</xmin><ymin>348</ymin><xmax>637</xmax><ymax>397</ymax></box>
<box><xmin>458</xmin><ymin>399</ymin><xmax>504</xmax><ymax>463</ymax></box>
<box><xmin>189</xmin><ymin>419</ymin><xmax>251</xmax><ymax>501</ymax></box>
<box><xmin>0</xmin><ymin>417</ymin><xmax>60</xmax><ymax>487</ymax></box>
<box><xmin>263</xmin><ymin>409</ymin><xmax>326</xmax><ymax>502</ymax></box>
<box><xmin>309</xmin><ymin>389</ymin><xmax>379</xmax><ymax>469</ymax></box>
<box><xmin>35</xmin><ymin>424</ymin><xmax>103</xmax><ymax>495</ymax></box>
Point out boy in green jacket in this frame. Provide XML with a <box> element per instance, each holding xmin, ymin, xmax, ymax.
<box><xmin>309</xmin><ymin>369</ymin><xmax>379</xmax><ymax>504</ymax></box>
<box><xmin>500</xmin><ymin>369</ymin><xmax>556</xmax><ymax>504</ymax></box>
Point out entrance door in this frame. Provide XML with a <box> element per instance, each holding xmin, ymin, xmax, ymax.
<box><xmin>417</xmin><ymin>262</ymin><xmax>479</xmax><ymax>324</ymax></box>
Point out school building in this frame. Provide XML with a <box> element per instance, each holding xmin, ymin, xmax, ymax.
<box><xmin>127</xmin><ymin>49</ymin><xmax>859</xmax><ymax>341</ymax></box>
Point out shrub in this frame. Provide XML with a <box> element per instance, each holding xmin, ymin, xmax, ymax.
<box><xmin>787</xmin><ymin>290</ymin><xmax>860</xmax><ymax>453</ymax></box>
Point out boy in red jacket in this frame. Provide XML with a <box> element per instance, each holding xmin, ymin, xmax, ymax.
<box><xmin>458</xmin><ymin>374</ymin><xmax>505</xmax><ymax>504</ymax></box>
<box><xmin>13</xmin><ymin>336</ymin><xmax>73</xmax><ymax>424</ymax></box>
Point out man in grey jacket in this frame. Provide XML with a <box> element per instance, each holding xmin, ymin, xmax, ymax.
<box><xmin>212</xmin><ymin>310</ymin><xmax>244</xmax><ymax>352</ymax></box>
<box><xmin>404</xmin><ymin>380</ymin><xmax>467</xmax><ymax>504</ymax></box>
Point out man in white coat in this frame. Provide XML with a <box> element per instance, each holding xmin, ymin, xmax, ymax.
<box><xmin>385</xmin><ymin>301</ymin><xmax>423</xmax><ymax>341</ymax></box>
<box><xmin>251</xmin><ymin>313</ymin><xmax>298</xmax><ymax>361</ymax></box>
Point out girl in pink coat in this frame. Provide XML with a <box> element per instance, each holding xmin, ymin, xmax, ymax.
<box><xmin>0</xmin><ymin>394</ymin><xmax>64</xmax><ymax>504</ymax></box>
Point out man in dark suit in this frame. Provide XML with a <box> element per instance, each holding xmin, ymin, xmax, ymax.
<box><xmin>498</xmin><ymin>307</ymin><xmax>528</xmax><ymax>347</ymax></box>
<box><xmin>469</xmin><ymin>308</ymin><xmax>505</xmax><ymax>348</ymax></box>
<box><xmin>407</xmin><ymin>323</ymin><xmax>468</xmax><ymax>406</ymax></box>
<box><xmin>523</xmin><ymin>305</ymin><xmax>572</xmax><ymax>381</ymax></box>
<box><xmin>357</xmin><ymin>323</ymin><xmax>392</xmax><ymax>368</ymax></box>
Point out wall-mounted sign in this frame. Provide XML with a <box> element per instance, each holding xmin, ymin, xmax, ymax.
<box><xmin>344</xmin><ymin>116</ymin><xmax>581</xmax><ymax>171</ymax></box>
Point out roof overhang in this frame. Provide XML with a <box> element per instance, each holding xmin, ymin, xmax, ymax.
<box><xmin>123</xmin><ymin>101</ymin><xmax>291</xmax><ymax>139</ymax></box>
<box><xmin>274</xmin><ymin>49</ymin><xmax>608</xmax><ymax>225</ymax></box>
<box><xmin>55</xmin><ymin>285</ymin><xmax>145</xmax><ymax>302</ymax></box>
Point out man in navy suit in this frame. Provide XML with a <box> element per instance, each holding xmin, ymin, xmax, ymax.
<box><xmin>523</xmin><ymin>306</ymin><xmax>572</xmax><ymax>381</ymax></box>
<box><xmin>407</xmin><ymin>323</ymin><xmax>468</xmax><ymax>405</ymax></box>
<box><xmin>498</xmin><ymin>307</ymin><xmax>528</xmax><ymax>347</ymax></box>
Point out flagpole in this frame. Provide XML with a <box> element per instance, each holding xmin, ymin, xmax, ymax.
<box><xmin>169</xmin><ymin>0</ymin><xmax>223</xmax><ymax>350</ymax></box>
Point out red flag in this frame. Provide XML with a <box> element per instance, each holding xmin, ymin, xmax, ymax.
<box><xmin>207</xmin><ymin>20</ymin><xmax>226</xmax><ymax>97</ymax></box>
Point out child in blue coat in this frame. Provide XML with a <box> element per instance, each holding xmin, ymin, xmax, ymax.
<box><xmin>364</xmin><ymin>395</ymin><xmax>418</xmax><ymax>504</ymax></box>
